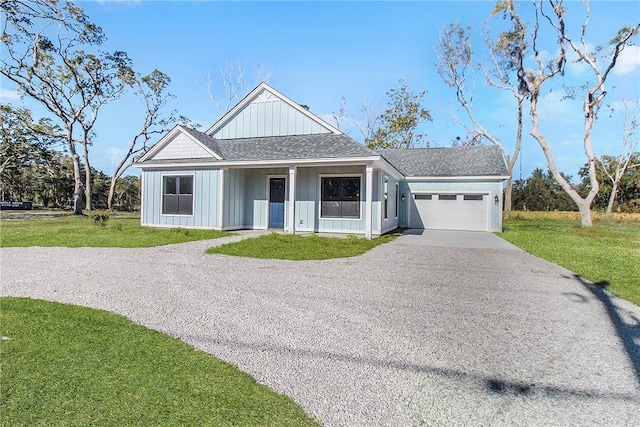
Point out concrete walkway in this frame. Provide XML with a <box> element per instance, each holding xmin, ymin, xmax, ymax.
<box><xmin>1</xmin><ymin>231</ymin><xmax>639</xmax><ymax>426</ymax></box>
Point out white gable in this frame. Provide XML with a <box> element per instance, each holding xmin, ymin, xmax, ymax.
<box><xmin>150</xmin><ymin>132</ymin><xmax>215</xmax><ymax>161</ymax></box>
<box><xmin>207</xmin><ymin>83</ymin><xmax>340</xmax><ymax>139</ymax></box>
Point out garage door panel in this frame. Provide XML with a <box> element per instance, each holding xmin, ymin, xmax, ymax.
<box><xmin>409</xmin><ymin>194</ymin><xmax>489</xmax><ymax>231</ymax></box>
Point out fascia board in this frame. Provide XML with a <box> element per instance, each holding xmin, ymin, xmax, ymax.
<box><xmin>135</xmin><ymin>156</ymin><xmax>383</xmax><ymax>170</ymax></box>
<box><xmin>404</xmin><ymin>175</ymin><xmax>510</xmax><ymax>181</ymax></box>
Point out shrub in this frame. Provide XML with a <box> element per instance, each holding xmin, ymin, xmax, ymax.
<box><xmin>91</xmin><ymin>211</ymin><xmax>110</xmax><ymax>227</ymax></box>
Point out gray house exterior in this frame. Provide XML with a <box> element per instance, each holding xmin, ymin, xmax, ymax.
<box><xmin>136</xmin><ymin>83</ymin><xmax>508</xmax><ymax>237</ymax></box>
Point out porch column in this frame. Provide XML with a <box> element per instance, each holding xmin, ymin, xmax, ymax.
<box><xmin>218</xmin><ymin>168</ymin><xmax>226</xmax><ymax>230</ymax></box>
<box><xmin>287</xmin><ymin>165</ymin><xmax>297</xmax><ymax>234</ymax></box>
<box><xmin>365</xmin><ymin>162</ymin><xmax>373</xmax><ymax>239</ymax></box>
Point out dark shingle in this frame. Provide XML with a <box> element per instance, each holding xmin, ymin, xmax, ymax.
<box><xmin>180</xmin><ymin>127</ymin><xmax>375</xmax><ymax>161</ymax></box>
<box><xmin>380</xmin><ymin>146</ymin><xmax>507</xmax><ymax>177</ymax></box>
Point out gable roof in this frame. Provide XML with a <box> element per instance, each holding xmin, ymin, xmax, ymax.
<box><xmin>205</xmin><ymin>82</ymin><xmax>342</xmax><ymax>138</ymax></box>
<box><xmin>380</xmin><ymin>145</ymin><xmax>508</xmax><ymax>177</ymax></box>
<box><xmin>137</xmin><ymin>125</ymin><xmax>221</xmax><ymax>163</ymax></box>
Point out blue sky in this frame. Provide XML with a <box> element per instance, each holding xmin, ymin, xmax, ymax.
<box><xmin>2</xmin><ymin>0</ymin><xmax>639</xmax><ymax>180</ymax></box>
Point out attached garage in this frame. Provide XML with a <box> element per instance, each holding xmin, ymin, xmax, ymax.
<box><xmin>382</xmin><ymin>146</ymin><xmax>508</xmax><ymax>233</ymax></box>
<box><xmin>409</xmin><ymin>193</ymin><xmax>490</xmax><ymax>231</ymax></box>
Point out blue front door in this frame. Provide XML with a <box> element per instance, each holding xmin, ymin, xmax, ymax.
<box><xmin>269</xmin><ymin>178</ymin><xmax>285</xmax><ymax>228</ymax></box>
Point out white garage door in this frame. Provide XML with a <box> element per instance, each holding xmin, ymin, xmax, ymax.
<box><xmin>409</xmin><ymin>193</ymin><xmax>489</xmax><ymax>231</ymax></box>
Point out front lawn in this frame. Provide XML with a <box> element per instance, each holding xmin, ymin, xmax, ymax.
<box><xmin>207</xmin><ymin>232</ymin><xmax>396</xmax><ymax>260</ymax></box>
<box><xmin>0</xmin><ymin>297</ymin><xmax>318</xmax><ymax>426</ymax></box>
<box><xmin>501</xmin><ymin>212</ymin><xmax>640</xmax><ymax>306</ymax></box>
<box><xmin>0</xmin><ymin>214</ymin><xmax>228</xmax><ymax>247</ymax></box>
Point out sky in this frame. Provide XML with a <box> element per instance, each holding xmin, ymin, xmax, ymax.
<box><xmin>2</xmin><ymin>0</ymin><xmax>639</xmax><ymax>181</ymax></box>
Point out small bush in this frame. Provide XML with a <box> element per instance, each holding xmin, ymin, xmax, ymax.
<box><xmin>91</xmin><ymin>211</ymin><xmax>110</xmax><ymax>227</ymax></box>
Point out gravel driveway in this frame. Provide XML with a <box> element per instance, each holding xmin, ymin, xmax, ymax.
<box><xmin>2</xmin><ymin>230</ymin><xmax>640</xmax><ymax>426</ymax></box>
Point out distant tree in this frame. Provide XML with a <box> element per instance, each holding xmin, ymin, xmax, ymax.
<box><xmin>0</xmin><ymin>105</ymin><xmax>62</xmax><ymax>202</ymax></box>
<box><xmin>205</xmin><ymin>62</ymin><xmax>271</xmax><ymax>114</ymax></box>
<box><xmin>367</xmin><ymin>80</ymin><xmax>431</xmax><ymax>149</ymax></box>
<box><xmin>579</xmin><ymin>153</ymin><xmax>640</xmax><ymax>214</ymax></box>
<box><xmin>112</xmin><ymin>175</ymin><xmax>140</xmax><ymax>211</ymax></box>
<box><xmin>331</xmin><ymin>95</ymin><xmax>382</xmax><ymax>144</ymax></box>
<box><xmin>512</xmin><ymin>168</ymin><xmax>576</xmax><ymax>211</ymax></box>
<box><xmin>497</xmin><ymin>0</ymin><xmax>639</xmax><ymax>227</ymax></box>
<box><xmin>600</xmin><ymin>101</ymin><xmax>640</xmax><ymax>218</ymax></box>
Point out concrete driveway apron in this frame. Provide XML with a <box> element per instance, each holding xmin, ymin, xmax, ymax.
<box><xmin>2</xmin><ymin>230</ymin><xmax>639</xmax><ymax>426</ymax></box>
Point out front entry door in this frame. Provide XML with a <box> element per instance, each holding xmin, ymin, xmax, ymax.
<box><xmin>269</xmin><ymin>178</ymin><xmax>286</xmax><ymax>228</ymax></box>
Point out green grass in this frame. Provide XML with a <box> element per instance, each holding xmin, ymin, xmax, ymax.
<box><xmin>501</xmin><ymin>215</ymin><xmax>640</xmax><ymax>306</ymax></box>
<box><xmin>207</xmin><ymin>232</ymin><xmax>397</xmax><ymax>260</ymax></box>
<box><xmin>0</xmin><ymin>215</ymin><xmax>229</xmax><ymax>247</ymax></box>
<box><xmin>0</xmin><ymin>297</ymin><xmax>318</xmax><ymax>427</ymax></box>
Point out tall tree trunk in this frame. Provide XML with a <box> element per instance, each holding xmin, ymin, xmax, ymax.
<box><xmin>605</xmin><ymin>178</ymin><xmax>621</xmax><ymax>220</ymax></box>
<box><xmin>530</xmin><ymin>91</ymin><xmax>596</xmax><ymax>227</ymax></box>
<box><xmin>504</xmin><ymin>98</ymin><xmax>524</xmax><ymax>219</ymax></box>
<box><xmin>65</xmin><ymin>126</ymin><xmax>83</xmax><ymax>215</ymax></box>
<box><xmin>82</xmin><ymin>141</ymin><xmax>92</xmax><ymax>212</ymax></box>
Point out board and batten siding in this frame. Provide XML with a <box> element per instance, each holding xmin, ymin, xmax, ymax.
<box><xmin>398</xmin><ymin>180</ymin><xmax>504</xmax><ymax>231</ymax></box>
<box><xmin>142</xmin><ymin>169</ymin><xmax>222</xmax><ymax>229</ymax></box>
<box><xmin>295</xmin><ymin>165</ymin><xmax>376</xmax><ymax>234</ymax></box>
<box><xmin>150</xmin><ymin>133</ymin><xmax>213</xmax><ymax>160</ymax></box>
<box><xmin>213</xmin><ymin>95</ymin><xmax>332</xmax><ymax>139</ymax></box>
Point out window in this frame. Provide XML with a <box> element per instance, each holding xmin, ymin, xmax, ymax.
<box><xmin>321</xmin><ymin>176</ymin><xmax>361</xmax><ymax>219</ymax></box>
<box><xmin>162</xmin><ymin>175</ymin><xmax>193</xmax><ymax>215</ymax></box>
<box><xmin>415</xmin><ymin>194</ymin><xmax>432</xmax><ymax>200</ymax></box>
<box><xmin>464</xmin><ymin>194</ymin><xmax>484</xmax><ymax>201</ymax></box>
<box><xmin>383</xmin><ymin>177</ymin><xmax>389</xmax><ymax>220</ymax></box>
<box><xmin>439</xmin><ymin>194</ymin><xmax>457</xmax><ymax>201</ymax></box>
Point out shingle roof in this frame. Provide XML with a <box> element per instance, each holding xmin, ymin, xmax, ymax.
<box><xmin>379</xmin><ymin>145</ymin><xmax>508</xmax><ymax>177</ymax></box>
<box><xmin>181</xmin><ymin>127</ymin><xmax>376</xmax><ymax>161</ymax></box>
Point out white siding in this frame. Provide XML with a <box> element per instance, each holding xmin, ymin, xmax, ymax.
<box><xmin>151</xmin><ymin>133</ymin><xmax>214</xmax><ymax>160</ymax></box>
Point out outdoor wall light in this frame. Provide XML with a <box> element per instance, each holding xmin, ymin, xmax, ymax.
<box><xmin>494</xmin><ymin>195</ymin><xmax>500</xmax><ymax>205</ymax></box>
<box><xmin>401</xmin><ymin>194</ymin><xmax>406</xmax><ymax>201</ymax></box>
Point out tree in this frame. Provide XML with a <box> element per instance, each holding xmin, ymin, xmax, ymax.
<box><xmin>0</xmin><ymin>105</ymin><xmax>63</xmax><ymax>202</ymax></box>
<box><xmin>331</xmin><ymin>95</ymin><xmax>382</xmax><ymax>144</ymax></box>
<box><xmin>1</xmin><ymin>0</ymin><xmax>134</xmax><ymax>213</ymax></box>
<box><xmin>205</xmin><ymin>62</ymin><xmax>271</xmax><ymax>114</ymax></box>
<box><xmin>512</xmin><ymin>168</ymin><xmax>576</xmax><ymax>211</ymax></box>
<box><xmin>436</xmin><ymin>18</ymin><xmax>526</xmax><ymax>219</ymax></box>
<box><xmin>499</xmin><ymin>0</ymin><xmax>639</xmax><ymax>227</ymax></box>
<box><xmin>107</xmin><ymin>70</ymin><xmax>175</xmax><ymax>209</ymax></box>
<box><xmin>367</xmin><ymin>80</ymin><xmax>431</xmax><ymax>149</ymax></box>
<box><xmin>600</xmin><ymin>101</ymin><xmax>640</xmax><ymax>218</ymax></box>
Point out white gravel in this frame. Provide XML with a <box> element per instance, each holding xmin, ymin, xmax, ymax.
<box><xmin>2</xmin><ymin>230</ymin><xmax>640</xmax><ymax>426</ymax></box>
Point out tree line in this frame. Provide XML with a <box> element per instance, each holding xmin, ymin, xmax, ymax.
<box><xmin>512</xmin><ymin>160</ymin><xmax>640</xmax><ymax>215</ymax></box>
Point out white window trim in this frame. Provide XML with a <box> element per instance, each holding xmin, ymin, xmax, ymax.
<box><xmin>318</xmin><ymin>173</ymin><xmax>363</xmax><ymax>221</ymax></box>
<box><xmin>395</xmin><ymin>182</ymin><xmax>399</xmax><ymax>219</ymax></box>
<box><xmin>160</xmin><ymin>173</ymin><xmax>195</xmax><ymax>217</ymax></box>
<box><xmin>383</xmin><ymin>175</ymin><xmax>389</xmax><ymax>221</ymax></box>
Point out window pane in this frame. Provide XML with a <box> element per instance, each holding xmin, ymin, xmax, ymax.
<box><xmin>439</xmin><ymin>194</ymin><xmax>457</xmax><ymax>200</ymax></box>
<box><xmin>341</xmin><ymin>201</ymin><xmax>360</xmax><ymax>218</ymax></box>
<box><xmin>321</xmin><ymin>201</ymin><xmax>340</xmax><ymax>218</ymax></box>
<box><xmin>163</xmin><ymin>195</ymin><xmax>178</xmax><ymax>214</ymax></box>
<box><xmin>464</xmin><ymin>194</ymin><xmax>483</xmax><ymax>201</ymax></box>
<box><xmin>415</xmin><ymin>194</ymin><xmax>432</xmax><ymax>200</ymax></box>
<box><xmin>322</xmin><ymin>178</ymin><xmax>340</xmax><ymax>200</ymax></box>
<box><xmin>179</xmin><ymin>176</ymin><xmax>193</xmax><ymax>195</ymax></box>
<box><xmin>163</xmin><ymin>176</ymin><xmax>177</xmax><ymax>195</ymax></box>
<box><xmin>341</xmin><ymin>177</ymin><xmax>360</xmax><ymax>200</ymax></box>
<box><xmin>178</xmin><ymin>195</ymin><xmax>193</xmax><ymax>215</ymax></box>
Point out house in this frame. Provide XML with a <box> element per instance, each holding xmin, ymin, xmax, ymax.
<box><xmin>135</xmin><ymin>83</ymin><xmax>508</xmax><ymax>237</ymax></box>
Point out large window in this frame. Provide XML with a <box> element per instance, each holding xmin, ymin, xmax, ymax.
<box><xmin>321</xmin><ymin>176</ymin><xmax>361</xmax><ymax>219</ymax></box>
<box><xmin>383</xmin><ymin>177</ymin><xmax>389</xmax><ymax>220</ymax></box>
<box><xmin>162</xmin><ymin>175</ymin><xmax>193</xmax><ymax>215</ymax></box>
